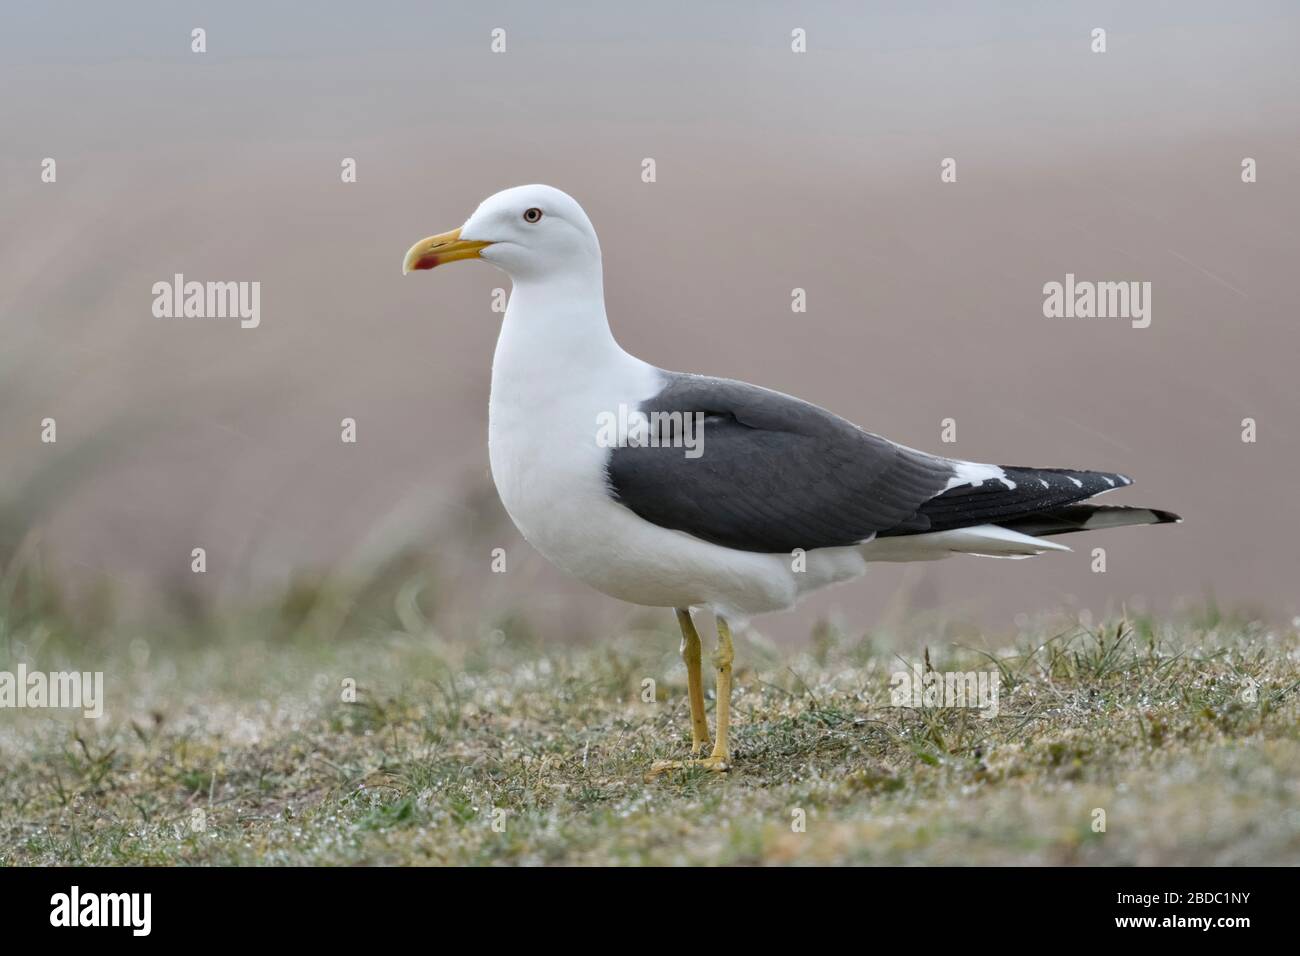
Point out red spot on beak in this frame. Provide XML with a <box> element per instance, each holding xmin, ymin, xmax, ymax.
<box><xmin>412</xmin><ymin>254</ymin><xmax>440</xmax><ymax>270</ymax></box>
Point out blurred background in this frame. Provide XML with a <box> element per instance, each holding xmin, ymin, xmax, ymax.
<box><xmin>1</xmin><ymin>1</ymin><xmax>1297</xmax><ymax>647</ymax></box>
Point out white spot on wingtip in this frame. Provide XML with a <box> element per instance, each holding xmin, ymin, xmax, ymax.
<box><xmin>1039</xmin><ymin>479</ymin><xmax>1049</xmax><ymax>488</ymax></box>
<box><xmin>1103</xmin><ymin>476</ymin><xmax>1115</xmax><ymax>487</ymax></box>
<box><xmin>943</xmin><ymin>461</ymin><xmax>1009</xmax><ymax>492</ymax></box>
<box><xmin>1068</xmin><ymin>477</ymin><xmax>1083</xmax><ymax>488</ymax></box>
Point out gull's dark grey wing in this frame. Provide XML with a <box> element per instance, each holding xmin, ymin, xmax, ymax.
<box><xmin>606</xmin><ymin>372</ymin><xmax>1179</xmax><ymax>554</ymax></box>
<box><xmin>605</xmin><ymin>373</ymin><xmax>958</xmax><ymax>553</ymax></box>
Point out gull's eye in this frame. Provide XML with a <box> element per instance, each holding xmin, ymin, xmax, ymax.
<box><xmin>522</xmin><ymin>207</ymin><xmax>543</xmax><ymax>223</ymax></box>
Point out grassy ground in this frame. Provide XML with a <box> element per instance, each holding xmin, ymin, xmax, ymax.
<box><xmin>2</xmin><ymin>600</ymin><xmax>1298</xmax><ymax>865</ymax></box>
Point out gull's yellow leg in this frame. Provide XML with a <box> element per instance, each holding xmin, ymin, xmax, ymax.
<box><xmin>707</xmin><ymin>615</ymin><xmax>735</xmax><ymax>768</ymax></box>
<box><xmin>676</xmin><ymin>608</ymin><xmax>711</xmax><ymax>754</ymax></box>
<box><xmin>647</xmin><ymin>612</ymin><xmax>734</xmax><ymax>779</ymax></box>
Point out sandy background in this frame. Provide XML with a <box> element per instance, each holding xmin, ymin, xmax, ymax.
<box><xmin>1</xmin><ymin>1</ymin><xmax>1297</xmax><ymax>643</ymax></box>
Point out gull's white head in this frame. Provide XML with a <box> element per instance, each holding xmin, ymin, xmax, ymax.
<box><xmin>402</xmin><ymin>184</ymin><xmax>600</xmax><ymax>282</ymax></box>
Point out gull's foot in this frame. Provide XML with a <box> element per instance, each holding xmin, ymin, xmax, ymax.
<box><xmin>645</xmin><ymin>754</ymin><xmax>730</xmax><ymax>780</ymax></box>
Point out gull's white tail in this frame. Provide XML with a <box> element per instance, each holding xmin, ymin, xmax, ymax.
<box><xmin>860</xmin><ymin>524</ymin><xmax>1072</xmax><ymax>562</ymax></box>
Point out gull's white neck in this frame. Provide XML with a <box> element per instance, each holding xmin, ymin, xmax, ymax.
<box><xmin>489</xmin><ymin>256</ymin><xmax>660</xmax><ymax>423</ymax></box>
<box><xmin>493</xmin><ymin>265</ymin><xmax>625</xmax><ymax>377</ymax></box>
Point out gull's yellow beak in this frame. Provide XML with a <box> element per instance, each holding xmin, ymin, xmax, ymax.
<box><xmin>402</xmin><ymin>228</ymin><xmax>492</xmax><ymax>274</ymax></box>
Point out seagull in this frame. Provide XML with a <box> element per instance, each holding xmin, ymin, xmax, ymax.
<box><xmin>403</xmin><ymin>184</ymin><xmax>1180</xmax><ymax>776</ymax></box>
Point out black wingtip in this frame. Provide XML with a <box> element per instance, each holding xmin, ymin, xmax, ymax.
<box><xmin>1150</xmin><ymin>509</ymin><xmax>1182</xmax><ymax>524</ymax></box>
